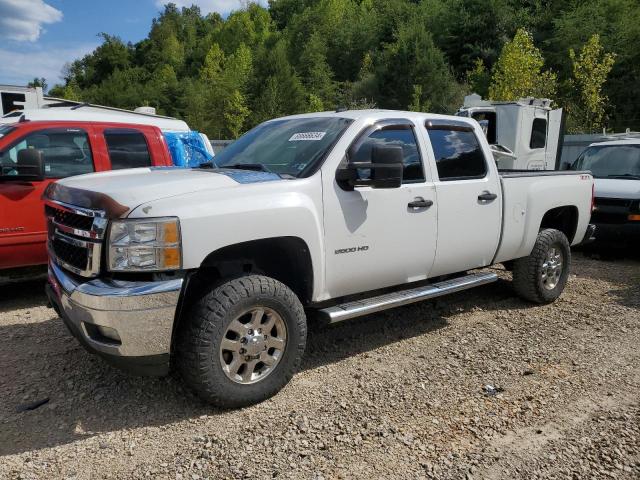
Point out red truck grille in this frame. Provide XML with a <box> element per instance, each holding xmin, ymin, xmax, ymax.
<box><xmin>45</xmin><ymin>201</ymin><xmax>107</xmax><ymax>277</ymax></box>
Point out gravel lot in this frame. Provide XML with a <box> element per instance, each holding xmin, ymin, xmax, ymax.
<box><xmin>1</xmin><ymin>252</ymin><xmax>638</xmax><ymax>479</ymax></box>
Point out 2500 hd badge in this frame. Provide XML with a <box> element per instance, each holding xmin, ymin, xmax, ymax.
<box><xmin>335</xmin><ymin>245</ymin><xmax>369</xmax><ymax>255</ymax></box>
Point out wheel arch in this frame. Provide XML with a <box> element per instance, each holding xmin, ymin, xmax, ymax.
<box><xmin>171</xmin><ymin>236</ymin><xmax>314</xmax><ymax>351</ymax></box>
<box><xmin>539</xmin><ymin>205</ymin><xmax>579</xmax><ymax>243</ymax></box>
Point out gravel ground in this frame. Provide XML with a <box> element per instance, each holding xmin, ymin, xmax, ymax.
<box><xmin>0</xmin><ymin>252</ymin><xmax>638</xmax><ymax>479</ymax></box>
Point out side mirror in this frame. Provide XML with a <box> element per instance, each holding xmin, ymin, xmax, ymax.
<box><xmin>369</xmin><ymin>145</ymin><xmax>403</xmax><ymax>188</ymax></box>
<box><xmin>15</xmin><ymin>148</ymin><xmax>45</xmax><ymax>181</ymax></box>
<box><xmin>560</xmin><ymin>162</ymin><xmax>572</xmax><ymax>171</ymax></box>
<box><xmin>336</xmin><ymin>144</ymin><xmax>404</xmax><ymax>190</ymax></box>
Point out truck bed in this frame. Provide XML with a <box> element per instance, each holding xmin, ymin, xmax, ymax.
<box><xmin>493</xmin><ymin>169</ymin><xmax>593</xmax><ymax>264</ymax></box>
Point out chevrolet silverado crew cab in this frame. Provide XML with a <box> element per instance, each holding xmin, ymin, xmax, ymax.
<box><xmin>0</xmin><ymin>110</ymin><xmax>213</xmax><ymax>281</ymax></box>
<box><xmin>45</xmin><ymin>110</ymin><xmax>594</xmax><ymax>408</ymax></box>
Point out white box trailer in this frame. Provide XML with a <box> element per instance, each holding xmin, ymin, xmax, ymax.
<box><xmin>457</xmin><ymin>94</ymin><xmax>564</xmax><ymax>170</ymax></box>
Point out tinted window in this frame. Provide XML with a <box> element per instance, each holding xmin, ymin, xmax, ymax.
<box><xmin>214</xmin><ymin>117</ymin><xmax>352</xmax><ymax>177</ymax></box>
<box><xmin>572</xmin><ymin>145</ymin><xmax>640</xmax><ymax>178</ymax></box>
<box><xmin>0</xmin><ymin>128</ymin><xmax>94</xmax><ymax>178</ymax></box>
<box><xmin>427</xmin><ymin>128</ymin><xmax>487</xmax><ymax>180</ymax></box>
<box><xmin>352</xmin><ymin>127</ymin><xmax>424</xmax><ymax>182</ymax></box>
<box><xmin>530</xmin><ymin>118</ymin><xmax>547</xmax><ymax>149</ymax></box>
<box><xmin>104</xmin><ymin>129</ymin><xmax>151</xmax><ymax>169</ymax></box>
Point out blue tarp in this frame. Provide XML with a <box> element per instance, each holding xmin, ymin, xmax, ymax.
<box><xmin>163</xmin><ymin>131</ymin><xmax>213</xmax><ymax>167</ymax></box>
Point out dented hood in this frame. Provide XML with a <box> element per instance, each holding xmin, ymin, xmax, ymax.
<box><xmin>44</xmin><ymin>167</ymin><xmax>282</xmax><ymax>218</ymax></box>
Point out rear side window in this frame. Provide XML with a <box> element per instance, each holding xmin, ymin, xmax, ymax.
<box><xmin>427</xmin><ymin>127</ymin><xmax>487</xmax><ymax>181</ymax></box>
<box><xmin>351</xmin><ymin>127</ymin><xmax>425</xmax><ymax>182</ymax></box>
<box><xmin>530</xmin><ymin>118</ymin><xmax>547</xmax><ymax>149</ymax></box>
<box><xmin>104</xmin><ymin>129</ymin><xmax>151</xmax><ymax>169</ymax></box>
<box><xmin>0</xmin><ymin>128</ymin><xmax>94</xmax><ymax>179</ymax></box>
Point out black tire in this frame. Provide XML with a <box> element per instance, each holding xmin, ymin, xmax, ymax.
<box><xmin>176</xmin><ymin>275</ymin><xmax>307</xmax><ymax>408</ymax></box>
<box><xmin>512</xmin><ymin>228</ymin><xmax>571</xmax><ymax>304</ymax></box>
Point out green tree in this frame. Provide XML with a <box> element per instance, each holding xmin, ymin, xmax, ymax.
<box><xmin>298</xmin><ymin>32</ymin><xmax>336</xmax><ymax>108</ymax></box>
<box><xmin>550</xmin><ymin>0</ymin><xmax>640</xmax><ymax>130</ymax></box>
<box><xmin>27</xmin><ymin>77</ymin><xmax>47</xmax><ymax>91</ymax></box>
<box><xmin>377</xmin><ymin>18</ymin><xmax>464</xmax><ymax>112</ymax></box>
<box><xmin>568</xmin><ymin>34</ymin><xmax>616</xmax><ymax>133</ymax></box>
<box><xmin>466</xmin><ymin>58</ymin><xmax>490</xmax><ymax>98</ymax></box>
<box><xmin>250</xmin><ymin>40</ymin><xmax>307</xmax><ymax>124</ymax></box>
<box><xmin>488</xmin><ymin>28</ymin><xmax>556</xmax><ymax>101</ymax></box>
<box><xmin>224</xmin><ymin>90</ymin><xmax>250</xmax><ymax>138</ymax></box>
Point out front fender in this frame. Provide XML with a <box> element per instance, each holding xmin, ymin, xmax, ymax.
<box><xmin>128</xmin><ymin>175</ymin><xmax>326</xmax><ymax>300</ymax></box>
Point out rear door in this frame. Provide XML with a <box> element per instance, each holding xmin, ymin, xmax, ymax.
<box><xmin>422</xmin><ymin>119</ymin><xmax>502</xmax><ymax>277</ymax></box>
<box><xmin>0</xmin><ymin>125</ymin><xmax>97</xmax><ymax>268</ymax></box>
<box><xmin>93</xmin><ymin>125</ymin><xmax>172</xmax><ymax>170</ymax></box>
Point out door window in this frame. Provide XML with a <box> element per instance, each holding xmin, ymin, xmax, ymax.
<box><xmin>427</xmin><ymin>127</ymin><xmax>487</xmax><ymax>181</ymax></box>
<box><xmin>351</xmin><ymin>127</ymin><xmax>425</xmax><ymax>182</ymax></box>
<box><xmin>0</xmin><ymin>128</ymin><xmax>94</xmax><ymax>178</ymax></box>
<box><xmin>530</xmin><ymin>118</ymin><xmax>547</xmax><ymax>149</ymax></box>
<box><xmin>104</xmin><ymin>129</ymin><xmax>152</xmax><ymax>169</ymax></box>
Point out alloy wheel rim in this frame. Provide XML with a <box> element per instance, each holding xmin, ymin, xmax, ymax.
<box><xmin>541</xmin><ymin>245</ymin><xmax>563</xmax><ymax>290</ymax></box>
<box><xmin>219</xmin><ymin>307</ymin><xmax>287</xmax><ymax>384</ymax></box>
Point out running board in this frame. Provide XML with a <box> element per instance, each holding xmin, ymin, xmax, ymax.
<box><xmin>317</xmin><ymin>272</ymin><xmax>498</xmax><ymax>324</ymax></box>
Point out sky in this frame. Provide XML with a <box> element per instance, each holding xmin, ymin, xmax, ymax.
<box><xmin>0</xmin><ymin>0</ymin><xmax>267</xmax><ymax>88</ymax></box>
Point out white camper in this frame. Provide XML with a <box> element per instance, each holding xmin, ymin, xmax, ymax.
<box><xmin>457</xmin><ymin>94</ymin><xmax>564</xmax><ymax>171</ymax></box>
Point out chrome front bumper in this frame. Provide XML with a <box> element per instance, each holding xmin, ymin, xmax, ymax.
<box><xmin>47</xmin><ymin>261</ymin><xmax>183</xmax><ymax>375</ymax></box>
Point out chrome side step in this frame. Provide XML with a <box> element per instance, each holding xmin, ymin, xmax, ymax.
<box><xmin>317</xmin><ymin>272</ymin><xmax>498</xmax><ymax>323</ymax></box>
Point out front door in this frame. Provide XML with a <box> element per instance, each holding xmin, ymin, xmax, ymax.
<box><xmin>322</xmin><ymin>120</ymin><xmax>438</xmax><ymax>298</ymax></box>
<box><xmin>0</xmin><ymin>126</ymin><xmax>96</xmax><ymax>269</ymax></box>
<box><xmin>422</xmin><ymin>120</ymin><xmax>502</xmax><ymax>277</ymax></box>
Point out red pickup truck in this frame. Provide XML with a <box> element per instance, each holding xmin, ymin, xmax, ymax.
<box><xmin>0</xmin><ymin>120</ymin><xmax>176</xmax><ymax>278</ymax></box>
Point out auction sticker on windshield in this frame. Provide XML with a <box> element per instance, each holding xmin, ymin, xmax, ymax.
<box><xmin>289</xmin><ymin>132</ymin><xmax>326</xmax><ymax>141</ymax></box>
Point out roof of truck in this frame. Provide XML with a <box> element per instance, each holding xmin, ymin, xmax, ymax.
<box><xmin>272</xmin><ymin>109</ymin><xmax>475</xmax><ymax>123</ymax></box>
<box><xmin>0</xmin><ymin>107</ymin><xmax>190</xmax><ymax>131</ymax></box>
<box><xmin>589</xmin><ymin>138</ymin><xmax>640</xmax><ymax>147</ymax></box>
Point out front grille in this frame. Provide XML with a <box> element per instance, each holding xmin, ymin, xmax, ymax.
<box><xmin>52</xmin><ymin>236</ymin><xmax>89</xmax><ymax>271</ymax></box>
<box><xmin>45</xmin><ymin>205</ymin><xmax>95</xmax><ymax>231</ymax></box>
<box><xmin>592</xmin><ymin>197</ymin><xmax>635</xmax><ymax>225</ymax></box>
<box><xmin>45</xmin><ymin>201</ymin><xmax>106</xmax><ymax>277</ymax></box>
<box><xmin>594</xmin><ymin>198</ymin><xmax>632</xmax><ymax>208</ymax></box>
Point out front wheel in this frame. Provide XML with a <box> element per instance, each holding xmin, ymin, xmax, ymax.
<box><xmin>512</xmin><ymin>228</ymin><xmax>571</xmax><ymax>304</ymax></box>
<box><xmin>176</xmin><ymin>275</ymin><xmax>307</xmax><ymax>408</ymax></box>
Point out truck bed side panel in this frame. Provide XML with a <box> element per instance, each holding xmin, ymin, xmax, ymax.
<box><xmin>494</xmin><ymin>172</ymin><xmax>592</xmax><ymax>263</ymax></box>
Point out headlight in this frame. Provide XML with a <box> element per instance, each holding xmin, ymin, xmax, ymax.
<box><xmin>108</xmin><ymin>217</ymin><xmax>181</xmax><ymax>272</ymax></box>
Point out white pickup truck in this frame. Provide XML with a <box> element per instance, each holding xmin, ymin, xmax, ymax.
<box><xmin>45</xmin><ymin>110</ymin><xmax>595</xmax><ymax>407</ymax></box>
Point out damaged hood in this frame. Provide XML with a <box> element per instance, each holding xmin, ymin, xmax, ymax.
<box><xmin>44</xmin><ymin>167</ymin><xmax>283</xmax><ymax>218</ymax></box>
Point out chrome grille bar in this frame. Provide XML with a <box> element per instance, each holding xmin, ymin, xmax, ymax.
<box><xmin>45</xmin><ymin>200</ymin><xmax>107</xmax><ymax>278</ymax></box>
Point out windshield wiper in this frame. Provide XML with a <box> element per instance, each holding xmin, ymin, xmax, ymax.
<box><xmin>606</xmin><ymin>174</ymin><xmax>640</xmax><ymax>180</ymax></box>
<box><xmin>224</xmin><ymin>163</ymin><xmax>275</xmax><ymax>173</ymax></box>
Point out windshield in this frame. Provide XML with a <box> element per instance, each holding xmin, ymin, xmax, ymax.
<box><xmin>572</xmin><ymin>144</ymin><xmax>640</xmax><ymax>178</ymax></box>
<box><xmin>213</xmin><ymin>117</ymin><xmax>353</xmax><ymax>177</ymax></box>
<box><xmin>0</xmin><ymin>124</ymin><xmax>16</xmax><ymax>139</ymax></box>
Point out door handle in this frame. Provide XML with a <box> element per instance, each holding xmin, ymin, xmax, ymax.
<box><xmin>407</xmin><ymin>197</ymin><xmax>433</xmax><ymax>209</ymax></box>
<box><xmin>478</xmin><ymin>191</ymin><xmax>498</xmax><ymax>202</ymax></box>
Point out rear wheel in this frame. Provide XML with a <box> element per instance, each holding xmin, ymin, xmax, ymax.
<box><xmin>512</xmin><ymin>228</ymin><xmax>571</xmax><ymax>304</ymax></box>
<box><xmin>177</xmin><ymin>275</ymin><xmax>307</xmax><ymax>408</ymax></box>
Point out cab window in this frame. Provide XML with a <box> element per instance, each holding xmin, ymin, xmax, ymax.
<box><xmin>530</xmin><ymin>118</ymin><xmax>547</xmax><ymax>149</ymax></box>
<box><xmin>0</xmin><ymin>128</ymin><xmax>94</xmax><ymax>178</ymax></box>
<box><xmin>351</xmin><ymin>127</ymin><xmax>425</xmax><ymax>183</ymax></box>
<box><xmin>104</xmin><ymin>129</ymin><xmax>152</xmax><ymax>169</ymax></box>
<box><xmin>427</xmin><ymin>126</ymin><xmax>487</xmax><ymax>181</ymax></box>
